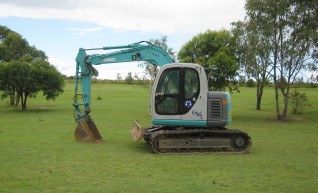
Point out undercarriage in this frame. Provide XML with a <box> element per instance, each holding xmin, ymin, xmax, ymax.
<box><xmin>142</xmin><ymin>126</ymin><xmax>252</xmax><ymax>154</ymax></box>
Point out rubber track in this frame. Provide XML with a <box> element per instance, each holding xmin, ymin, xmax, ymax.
<box><xmin>149</xmin><ymin>128</ymin><xmax>252</xmax><ymax>154</ymax></box>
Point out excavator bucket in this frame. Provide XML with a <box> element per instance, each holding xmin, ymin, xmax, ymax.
<box><xmin>74</xmin><ymin>118</ymin><xmax>104</xmax><ymax>143</ymax></box>
<box><xmin>131</xmin><ymin>120</ymin><xmax>144</xmax><ymax>142</ymax></box>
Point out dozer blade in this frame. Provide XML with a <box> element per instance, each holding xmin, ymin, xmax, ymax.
<box><xmin>131</xmin><ymin>120</ymin><xmax>144</xmax><ymax>142</ymax></box>
<box><xmin>74</xmin><ymin>118</ymin><xmax>104</xmax><ymax>143</ymax></box>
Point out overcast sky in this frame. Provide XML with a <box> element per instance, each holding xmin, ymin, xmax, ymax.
<box><xmin>0</xmin><ymin>0</ymin><xmax>246</xmax><ymax>79</ymax></box>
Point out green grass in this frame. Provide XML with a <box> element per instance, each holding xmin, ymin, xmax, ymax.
<box><xmin>0</xmin><ymin>83</ymin><xmax>317</xmax><ymax>193</ymax></box>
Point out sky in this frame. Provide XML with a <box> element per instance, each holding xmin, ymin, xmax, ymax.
<box><xmin>0</xmin><ymin>0</ymin><xmax>246</xmax><ymax>79</ymax></box>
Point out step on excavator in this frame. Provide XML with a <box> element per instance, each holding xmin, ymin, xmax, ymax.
<box><xmin>73</xmin><ymin>41</ymin><xmax>252</xmax><ymax>154</ymax></box>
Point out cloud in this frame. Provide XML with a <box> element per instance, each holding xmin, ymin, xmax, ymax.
<box><xmin>0</xmin><ymin>0</ymin><xmax>246</xmax><ymax>34</ymax></box>
<box><xmin>68</xmin><ymin>27</ymin><xmax>102</xmax><ymax>36</ymax></box>
<box><xmin>68</xmin><ymin>27</ymin><xmax>102</xmax><ymax>32</ymax></box>
<box><xmin>0</xmin><ymin>0</ymin><xmax>85</xmax><ymax>9</ymax></box>
<box><xmin>48</xmin><ymin>55</ymin><xmax>74</xmax><ymax>76</ymax></box>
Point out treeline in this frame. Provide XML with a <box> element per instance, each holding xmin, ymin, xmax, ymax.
<box><xmin>65</xmin><ymin>76</ymin><xmax>153</xmax><ymax>85</ymax></box>
<box><xmin>242</xmin><ymin>79</ymin><xmax>318</xmax><ymax>88</ymax></box>
<box><xmin>64</xmin><ymin>76</ymin><xmax>318</xmax><ymax>88</ymax></box>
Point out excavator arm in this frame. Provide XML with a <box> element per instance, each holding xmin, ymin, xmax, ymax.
<box><xmin>73</xmin><ymin>41</ymin><xmax>174</xmax><ymax>142</ymax></box>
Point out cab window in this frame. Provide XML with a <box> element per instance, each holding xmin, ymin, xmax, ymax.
<box><xmin>155</xmin><ymin>68</ymin><xmax>180</xmax><ymax>114</ymax></box>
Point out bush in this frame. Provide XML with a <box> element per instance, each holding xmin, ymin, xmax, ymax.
<box><xmin>246</xmin><ymin>79</ymin><xmax>255</xmax><ymax>87</ymax></box>
<box><xmin>125</xmin><ymin>72</ymin><xmax>134</xmax><ymax>84</ymax></box>
<box><xmin>288</xmin><ymin>89</ymin><xmax>308</xmax><ymax>114</ymax></box>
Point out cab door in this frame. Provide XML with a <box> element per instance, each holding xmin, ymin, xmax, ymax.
<box><xmin>152</xmin><ymin>63</ymin><xmax>208</xmax><ymax>127</ymax></box>
<box><xmin>154</xmin><ymin>67</ymin><xmax>182</xmax><ymax>120</ymax></box>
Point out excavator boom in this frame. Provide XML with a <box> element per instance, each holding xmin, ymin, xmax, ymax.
<box><xmin>73</xmin><ymin>42</ymin><xmax>174</xmax><ymax>142</ymax></box>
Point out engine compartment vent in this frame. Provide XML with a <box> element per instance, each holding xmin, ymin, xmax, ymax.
<box><xmin>209</xmin><ymin>99</ymin><xmax>222</xmax><ymax>120</ymax></box>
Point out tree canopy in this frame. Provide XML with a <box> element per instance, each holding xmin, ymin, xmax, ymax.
<box><xmin>178</xmin><ymin>29</ymin><xmax>239</xmax><ymax>91</ymax></box>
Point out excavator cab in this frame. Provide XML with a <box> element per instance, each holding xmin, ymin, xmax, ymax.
<box><xmin>151</xmin><ymin>63</ymin><xmax>208</xmax><ymax>127</ymax></box>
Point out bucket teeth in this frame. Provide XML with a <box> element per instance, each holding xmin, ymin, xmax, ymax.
<box><xmin>74</xmin><ymin>118</ymin><xmax>104</xmax><ymax>143</ymax></box>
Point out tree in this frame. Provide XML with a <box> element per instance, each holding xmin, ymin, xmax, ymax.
<box><xmin>178</xmin><ymin>29</ymin><xmax>239</xmax><ymax>91</ymax></box>
<box><xmin>142</xmin><ymin>35</ymin><xmax>175</xmax><ymax>80</ymax></box>
<box><xmin>0</xmin><ymin>55</ymin><xmax>64</xmax><ymax>110</ymax></box>
<box><xmin>245</xmin><ymin>0</ymin><xmax>318</xmax><ymax>120</ymax></box>
<box><xmin>232</xmin><ymin>20</ymin><xmax>273</xmax><ymax>110</ymax></box>
<box><xmin>310</xmin><ymin>74</ymin><xmax>318</xmax><ymax>82</ymax></box>
<box><xmin>125</xmin><ymin>72</ymin><xmax>133</xmax><ymax>84</ymax></box>
<box><xmin>0</xmin><ymin>25</ymin><xmax>64</xmax><ymax>110</ymax></box>
<box><xmin>144</xmin><ymin>64</ymin><xmax>159</xmax><ymax>80</ymax></box>
<box><xmin>149</xmin><ymin>35</ymin><xmax>176</xmax><ymax>60</ymax></box>
<box><xmin>116</xmin><ymin>73</ymin><xmax>122</xmax><ymax>80</ymax></box>
<box><xmin>0</xmin><ymin>26</ymin><xmax>49</xmax><ymax>106</ymax></box>
<box><xmin>133</xmin><ymin>73</ymin><xmax>142</xmax><ymax>84</ymax></box>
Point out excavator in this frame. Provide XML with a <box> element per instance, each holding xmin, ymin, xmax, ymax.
<box><xmin>73</xmin><ymin>41</ymin><xmax>252</xmax><ymax>154</ymax></box>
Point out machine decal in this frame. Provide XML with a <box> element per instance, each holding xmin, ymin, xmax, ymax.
<box><xmin>103</xmin><ymin>58</ymin><xmax>116</xmax><ymax>62</ymax></box>
<box><xmin>192</xmin><ymin>110</ymin><xmax>203</xmax><ymax>118</ymax></box>
<box><xmin>184</xmin><ymin>100</ymin><xmax>192</xmax><ymax>108</ymax></box>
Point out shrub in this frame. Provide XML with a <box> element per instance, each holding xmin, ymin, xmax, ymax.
<box><xmin>125</xmin><ymin>72</ymin><xmax>134</xmax><ymax>84</ymax></box>
<box><xmin>288</xmin><ymin>89</ymin><xmax>308</xmax><ymax>114</ymax></box>
<box><xmin>246</xmin><ymin>79</ymin><xmax>255</xmax><ymax>87</ymax></box>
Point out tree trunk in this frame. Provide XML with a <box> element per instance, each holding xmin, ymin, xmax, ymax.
<box><xmin>281</xmin><ymin>96</ymin><xmax>288</xmax><ymax>121</ymax></box>
<box><xmin>281</xmin><ymin>80</ymin><xmax>290</xmax><ymax>121</ymax></box>
<box><xmin>273</xmin><ymin>31</ymin><xmax>282</xmax><ymax>121</ymax></box>
<box><xmin>9</xmin><ymin>91</ymin><xmax>15</xmax><ymax>106</ymax></box>
<box><xmin>21</xmin><ymin>93</ymin><xmax>28</xmax><ymax>111</ymax></box>
<box><xmin>256</xmin><ymin>80</ymin><xmax>265</xmax><ymax>110</ymax></box>
<box><xmin>274</xmin><ymin>84</ymin><xmax>282</xmax><ymax>120</ymax></box>
<box><xmin>15</xmin><ymin>94</ymin><xmax>20</xmax><ymax>107</ymax></box>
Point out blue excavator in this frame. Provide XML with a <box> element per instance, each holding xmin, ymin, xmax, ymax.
<box><xmin>73</xmin><ymin>41</ymin><xmax>251</xmax><ymax>154</ymax></box>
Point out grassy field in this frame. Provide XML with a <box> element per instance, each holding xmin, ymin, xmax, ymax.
<box><xmin>0</xmin><ymin>82</ymin><xmax>317</xmax><ymax>193</ymax></box>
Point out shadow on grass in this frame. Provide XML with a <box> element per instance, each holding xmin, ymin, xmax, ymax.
<box><xmin>128</xmin><ymin>141</ymin><xmax>154</xmax><ymax>154</ymax></box>
<box><xmin>1</xmin><ymin>105</ymin><xmax>63</xmax><ymax>114</ymax></box>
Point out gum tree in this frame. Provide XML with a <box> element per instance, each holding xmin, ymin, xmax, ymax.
<box><xmin>231</xmin><ymin>20</ymin><xmax>273</xmax><ymax>110</ymax></box>
<box><xmin>245</xmin><ymin>0</ymin><xmax>317</xmax><ymax>120</ymax></box>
